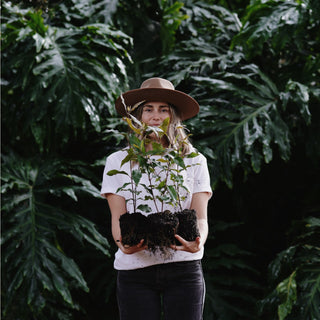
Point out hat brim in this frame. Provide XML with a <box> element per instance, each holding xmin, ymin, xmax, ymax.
<box><xmin>115</xmin><ymin>88</ymin><xmax>199</xmax><ymax>121</ymax></box>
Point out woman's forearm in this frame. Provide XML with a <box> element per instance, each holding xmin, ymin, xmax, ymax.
<box><xmin>197</xmin><ymin>218</ymin><xmax>209</xmax><ymax>247</ymax></box>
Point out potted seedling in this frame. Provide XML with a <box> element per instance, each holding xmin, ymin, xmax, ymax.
<box><xmin>107</xmin><ymin>114</ymin><xmax>200</xmax><ymax>255</ymax></box>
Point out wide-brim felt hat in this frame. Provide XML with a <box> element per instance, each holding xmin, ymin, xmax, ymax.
<box><xmin>115</xmin><ymin>77</ymin><xmax>199</xmax><ymax>121</ymax></box>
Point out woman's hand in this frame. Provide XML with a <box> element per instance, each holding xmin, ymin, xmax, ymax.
<box><xmin>171</xmin><ymin>235</ymin><xmax>202</xmax><ymax>253</ymax></box>
<box><xmin>118</xmin><ymin>238</ymin><xmax>147</xmax><ymax>255</ymax></box>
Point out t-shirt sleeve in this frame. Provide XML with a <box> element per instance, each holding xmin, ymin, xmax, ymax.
<box><xmin>192</xmin><ymin>153</ymin><xmax>212</xmax><ymax>198</ymax></box>
<box><xmin>100</xmin><ymin>151</ymin><xmax>128</xmax><ymax>199</ymax></box>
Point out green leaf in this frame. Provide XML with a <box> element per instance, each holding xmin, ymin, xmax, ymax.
<box><xmin>116</xmin><ymin>182</ymin><xmax>131</xmax><ymax>193</ymax></box>
<box><xmin>159</xmin><ymin>116</ymin><xmax>170</xmax><ymax>133</ymax></box>
<box><xmin>173</xmin><ymin>155</ymin><xmax>186</xmax><ymax>169</ymax></box>
<box><xmin>305</xmin><ymin>217</ymin><xmax>320</xmax><ymax>228</ymax></box>
<box><xmin>137</xmin><ymin>204</ymin><xmax>152</xmax><ymax>213</ymax></box>
<box><xmin>61</xmin><ymin>187</ymin><xmax>78</xmax><ymax>201</ymax></box>
<box><xmin>283</xmin><ymin>80</ymin><xmax>311</xmax><ymax>124</ymax></box>
<box><xmin>2</xmin><ymin>4</ymin><xmax>132</xmax><ymax>151</ymax></box>
<box><xmin>167</xmin><ymin>185</ymin><xmax>178</xmax><ymax>201</ymax></box>
<box><xmin>107</xmin><ymin>169</ymin><xmax>129</xmax><ymax>176</ymax></box>
<box><xmin>132</xmin><ymin>169</ymin><xmax>142</xmax><ymax>185</ymax></box>
<box><xmin>125</xmin><ymin>117</ymin><xmax>141</xmax><ymax>135</ymax></box>
<box><xmin>160</xmin><ymin>1</ymin><xmax>188</xmax><ymax>54</ymax></box>
<box><xmin>121</xmin><ymin>151</ymin><xmax>136</xmax><ymax>167</ymax></box>
<box><xmin>1</xmin><ymin>153</ymin><xmax>110</xmax><ymax>317</ymax></box>
<box><xmin>277</xmin><ymin>271</ymin><xmax>297</xmax><ymax>320</ymax></box>
<box><xmin>62</xmin><ymin>174</ymin><xmax>101</xmax><ymax>198</ymax></box>
<box><xmin>187</xmin><ymin>152</ymin><xmax>199</xmax><ymax>158</ymax></box>
<box><xmin>232</xmin><ymin>0</ymin><xmax>303</xmax><ymax>57</ymax></box>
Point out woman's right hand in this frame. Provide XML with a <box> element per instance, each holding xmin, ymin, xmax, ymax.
<box><xmin>118</xmin><ymin>238</ymin><xmax>147</xmax><ymax>254</ymax></box>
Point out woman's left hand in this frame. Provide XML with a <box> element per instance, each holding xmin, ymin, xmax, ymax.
<box><xmin>170</xmin><ymin>235</ymin><xmax>202</xmax><ymax>253</ymax></box>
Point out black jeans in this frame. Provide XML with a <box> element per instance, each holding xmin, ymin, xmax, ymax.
<box><xmin>116</xmin><ymin>260</ymin><xmax>205</xmax><ymax>320</ymax></box>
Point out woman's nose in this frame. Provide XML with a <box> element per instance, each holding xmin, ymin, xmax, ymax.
<box><xmin>152</xmin><ymin>112</ymin><xmax>161</xmax><ymax>119</ymax></box>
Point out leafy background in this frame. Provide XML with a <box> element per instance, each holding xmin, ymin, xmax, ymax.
<box><xmin>1</xmin><ymin>0</ymin><xmax>320</xmax><ymax>319</ymax></box>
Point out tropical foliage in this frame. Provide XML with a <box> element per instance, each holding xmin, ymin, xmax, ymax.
<box><xmin>1</xmin><ymin>0</ymin><xmax>319</xmax><ymax>319</ymax></box>
<box><xmin>1</xmin><ymin>154</ymin><xmax>109</xmax><ymax>319</ymax></box>
<box><xmin>259</xmin><ymin>217</ymin><xmax>320</xmax><ymax>320</ymax></box>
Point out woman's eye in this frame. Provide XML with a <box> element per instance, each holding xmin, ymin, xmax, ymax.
<box><xmin>162</xmin><ymin>108</ymin><xmax>169</xmax><ymax>113</ymax></box>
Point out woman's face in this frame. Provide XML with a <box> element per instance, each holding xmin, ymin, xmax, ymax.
<box><xmin>141</xmin><ymin>102</ymin><xmax>171</xmax><ymax>127</ymax></box>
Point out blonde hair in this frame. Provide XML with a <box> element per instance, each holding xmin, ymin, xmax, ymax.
<box><xmin>130</xmin><ymin>103</ymin><xmax>192</xmax><ymax>156</ymax></box>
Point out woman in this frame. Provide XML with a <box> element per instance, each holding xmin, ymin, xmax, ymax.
<box><xmin>101</xmin><ymin>78</ymin><xmax>212</xmax><ymax>320</ymax></box>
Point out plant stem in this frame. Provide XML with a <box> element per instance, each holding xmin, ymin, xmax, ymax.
<box><xmin>146</xmin><ymin>156</ymin><xmax>160</xmax><ymax>212</ymax></box>
<box><xmin>129</xmin><ymin>157</ymin><xmax>136</xmax><ymax>213</ymax></box>
<box><xmin>176</xmin><ymin>164</ymin><xmax>183</xmax><ymax>212</ymax></box>
<box><xmin>162</xmin><ymin>155</ymin><xmax>171</xmax><ymax>212</ymax></box>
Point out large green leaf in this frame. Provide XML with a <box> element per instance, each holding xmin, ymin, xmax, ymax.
<box><xmin>1</xmin><ymin>153</ymin><xmax>110</xmax><ymax>318</ymax></box>
<box><xmin>1</xmin><ymin>2</ymin><xmax>132</xmax><ymax>153</ymax></box>
<box><xmin>51</xmin><ymin>0</ymin><xmax>119</xmax><ymax>26</ymax></box>
<box><xmin>277</xmin><ymin>271</ymin><xmax>297</xmax><ymax>320</ymax></box>
<box><xmin>232</xmin><ymin>0</ymin><xmax>307</xmax><ymax>56</ymax></box>
<box><xmin>259</xmin><ymin>217</ymin><xmax>320</xmax><ymax>320</ymax></box>
<box><xmin>189</xmin><ymin>69</ymin><xmax>292</xmax><ymax>187</ymax></box>
<box><xmin>150</xmin><ymin>0</ymin><xmax>318</xmax><ymax>188</ymax></box>
<box><xmin>160</xmin><ymin>0</ymin><xmax>188</xmax><ymax>54</ymax></box>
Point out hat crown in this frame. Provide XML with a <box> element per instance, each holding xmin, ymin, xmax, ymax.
<box><xmin>115</xmin><ymin>77</ymin><xmax>199</xmax><ymax>120</ymax></box>
<box><xmin>140</xmin><ymin>77</ymin><xmax>175</xmax><ymax>90</ymax></box>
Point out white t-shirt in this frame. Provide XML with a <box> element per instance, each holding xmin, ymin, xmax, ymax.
<box><xmin>101</xmin><ymin>148</ymin><xmax>212</xmax><ymax>270</ymax></box>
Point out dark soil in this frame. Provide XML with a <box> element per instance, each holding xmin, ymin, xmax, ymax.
<box><xmin>119</xmin><ymin>209</ymin><xmax>199</xmax><ymax>254</ymax></box>
<box><xmin>175</xmin><ymin>209</ymin><xmax>200</xmax><ymax>243</ymax></box>
<box><xmin>119</xmin><ymin>212</ymin><xmax>149</xmax><ymax>246</ymax></box>
<box><xmin>147</xmin><ymin>211</ymin><xmax>179</xmax><ymax>254</ymax></box>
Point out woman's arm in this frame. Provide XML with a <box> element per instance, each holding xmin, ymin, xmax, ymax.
<box><xmin>106</xmin><ymin>193</ymin><xmax>147</xmax><ymax>254</ymax></box>
<box><xmin>173</xmin><ymin>192</ymin><xmax>210</xmax><ymax>253</ymax></box>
